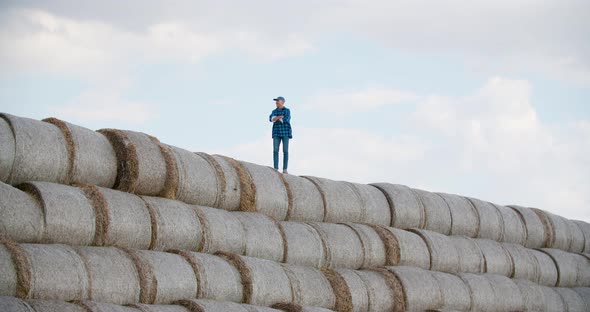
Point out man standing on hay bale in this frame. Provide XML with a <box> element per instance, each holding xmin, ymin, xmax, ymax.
<box><xmin>269</xmin><ymin>96</ymin><xmax>292</xmax><ymax>174</ymax></box>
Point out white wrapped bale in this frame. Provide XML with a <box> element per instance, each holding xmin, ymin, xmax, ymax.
<box><xmin>529</xmin><ymin>249</ymin><xmax>558</xmax><ymax>287</ymax></box>
<box><xmin>334</xmin><ymin>269</ymin><xmax>367</xmax><ymax>312</ymax></box>
<box><xmin>0</xmin><ymin>297</ymin><xmax>33</xmax><ymax>312</ymax></box>
<box><xmin>412</xmin><ymin>189</ymin><xmax>452</xmax><ymax>235</ymax></box>
<box><xmin>449</xmin><ymin>236</ymin><xmax>484</xmax><ymax>273</ymax></box>
<box><xmin>19</xmin><ymin>182</ymin><xmax>95</xmax><ymax>246</ymax></box>
<box><xmin>539</xmin><ymin>287</ymin><xmax>567</xmax><ymax>311</ymax></box>
<box><xmin>508</xmin><ymin>205</ymin><xmax>546</xmax><ymax>248</ymax></box>
<box><xmin>302</xmin><ymin>176</ymin><xmax>363</xmax><ymax>224</ymax></box>
<box><xmin>573</xmin><ymin>220</ymin><xmax>590</xmax><ymax>253</ymax></box>
<box><xmin>0</xmin><ymin>114</ymin><xmax>69</xmax><ymax>185</ymax></box>
<box><xmin>573</xmin><ymin>288</ymin><xmax>590</xmax><ymax>311</ymax></box>
<box><xmin>0</xmin><ymin>182</ymin><xmax>43</xmax><ymax>243</ymax></box>
<box><xmin>485</xmin><ymin>274</ymin><xmax>525</xmax><ymax>312</ymax></box>
<box><xmin>168</xmin><ymin>147</ymin><xmax>218</xmax><ymax>207</ymax></box>
<box><xmin>271</xmin><ymin>303</ymin><xmax>335</xmax><ymax>312</ymax></box>
<box><xmin>0</xmin><ymin>117</ymin><xmax>16</xmax><ymax>182</ymax></box>
<box><xmin>177</xmin><ymin>299</ymin><xmax>281</xmax><ymax>312</ymax></box>
<box><xmin>430</xmin><ymin>271</ymin><xmax>471</xmax><ymax>312</ymax></box>
<box><xmin>370</xmin><ymin>226</ymin><xmax>430</xmax><ymax>269</ymax></box>
<box><xmin>308</xmin><ymin>223</ymin><xmax>364</xmax><ymax>269</ymax></box>
<box><xmin>467</xmin><ymin>198</ymin><xmax>503</xmax><ymax>241</ymax></box>
<box><xmin>140</xmin><ymin>197</ymin><xmax>202</xmax><ymax>252</ymax></box>
<box><xmin>438</xmin><ymin>193</ymin><xmax>479</xmax><ymax>238</ymax></box>
<box><xmin>209</xmin><ymin>155</ymin><xmax>242</xmax><ymax>211</ymax></box>
<box><xmin>568</xmin><ymin>220</ymin><xmax>586</xmax><ymax>253</ymax></box>
<box><xmin>472</xmin><ymin>239</ymin><xmax>512</xmax><ymax>276</ymax></box>
<box><xmin>541</xmin><ymin>248</ymin><xmax>590</xmax><ymax>287</ymax></box>
<box><xmin>411</xmin><ymin>229</ymin><xmax>459</xmax><ymax>273</ymax></box>
<box><xmin>387</xmin><ymin>266</ymin><xmax>442</xmax><ymax>312</ymax></box>
<box><xmin>502</xmin><ymin>243</ymin><xmax>539</xmax><ymax>282</ymax></box>
<box><xmin>281</xmin><ymin>222</ymin><xmax>326</xmax><ymax>268</ymax></box>
<box><xmin>349</xmin><ymin>183</ymin><xmax>391</xmax><ymax>226</ymax></box>
<box><xmin>171</xmin><ymin>251</ymin><xmax>242</xmax><ymax>303</ymax></box>
<box><xmin>342</xmin><ymin>223</ymin><xmax>386</xmax><ymax>268</ymax></box>
<box><xmin>370</xmin><ymin>183</ymin><xmax>425</xmax><ymax>229</ymax></box>
<box><xmin>43</xmin><ymin>118</ymin><xmax>117</xmax><ymax>188</ymax></box>
<box><xmin>233</xmin><ymin>212</ymin><xmax>285</xmax><ymax>263</ymax></box>
<box><xmin>28</xmin><ymin>299</ymin><xmax>90</xmax><ymax>312</ymax></box>
<box><xmin>75</xmin><ymin>246</ymin><xmax>141</xmax><ymax>304</ymax></box>
<box><xmin>195</xmin><ymin>206</ymin><xmax>246</xmax><ymax>255</ymax></box>
<box><xmin>533</xmin><ymin>209</ymin><xmax>576</xmax><ymax>251</ymax></box>
<box><xmin>514</xmin><ymin>280</ymin><xmax>547</xmax><ymax>312</ymax></box>
<box><xmin>554</xmin><ymin>288</ymin><xmax>587</xmax><ymax>312</ymax></box>
<box><xmin>130</xmin><ymin>303</ymin><xmax>190</xmax><ymax>312</ymax></box>
<box><xmin>240</xmin><ymin>161</ymin><xmax>289</xmax><ymax>220</ymax></box>
<box><xmin>0</xmin><ymin>243</ymin><xmax>19</xmax><ymax>297</ymax></box>
<box><xmin>282</xmin><ymin>265</ymin><xmax>335</xmax><ymax>309</ymax></box>
<box><xmin>283</xmin><ymin>175</ymin><xmax>325</xmax><ymax>222</ymax></box>
<box><xmin>76</xmin><ymin>300</ymin><xmax>141</xmax><ymax>312</ymax></box>
<box><xmin>494</xmin><ymin>204</ymin><xmax>526</xmax><ymax>245</ymax></box>
<box><xmin>353</xmin><ymin>269</ymin><xmax>400</xmax><ymax>312</ymax></box>
<box><xmin>457</xmin><ymin>273</ymin><xmax>495</xmax><ymax>312</ymax></box>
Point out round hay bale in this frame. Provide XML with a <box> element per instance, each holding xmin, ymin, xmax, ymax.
<box><xmin>216</xmin><ymin>156</ymin><xmax>256</xmax><ymax>213</ymax></box>
<box><xmin>302</xmin><ymin>176</ymin><xmax>363</xmax><ymax>224</ymax></box>
<box><xmin>271</xmin><ymin>303</ymin><xmax>334</xmax><ymax>312</ymax></box>
<box><xmin>75</xmin><ymin>246</ymin><xmax>141</xmax><ymax>304</ymax></box>
<box><xmin>194</xmin><ymin>206</ymin><xmax>246</xmax><ymax>255</ymax></box>
<box><xmin>529</xmin><ymin>249</ymin><xmax>558</xmax><ymax>287</ymax></box>
<box><xmin>412</xmin><ymin>189</ymin><xmax>452</xmax><ymax>235</ymax></box>
<box><xmin>0</xmin><ymin>117</ymin><xmax>16</xmax><ymax>183</ymax></box>
<box><xmin>140</xmin><ymin>196</ymin><xmax>202</xmax><ymax>252</ymax></box>
<box><xmin>0</xmin><ymin>113</ymin><xmax>69</xmax><ymax>185</ymax></box>
<box><xmin>0</xmin><ymin>182</ymin><xmax>43</xmax><ymax>243</ymax></box>
<box><xmin>430</xmin><ymin>271</ymin><xmax>471</xmax><ymax>312</ymax></box>
<box><xmin>533</xmin><ymin>209</ymin><xmax>572</xmax><ymax>250</ymax></box>
<box><xmin>320</xmin><ymin>269</ymin><xmax>353</xmax><ymax>312</ymax></box>
<box><xmin>466</xmin><ymin>198</ymin><xmax>503</xmax><ymax>241</ymax></box>
<box><xmin>133</xmin><ymin>250</ymin><xmax>198</xmax><ymax>304</ymax></box>
<box><xmin>19</xmin><ymin>182</ymin><xmax>95</xmax><ymax>246</ymax></box>
<box><xmin>130</xmin><ymin>303</ymin><xmax>190</xmax><ymax>312</ymax></box>
<box><xmin>43</xmin><ymin>118</ymin><xmax>117</xmax><ymax>188</ymax></box>
<box><xmin>541</xmin><ymin>248</ymin><xmax>590</xmax><ymax>287</ymax></box>
<box><xmin>539</xmin><ymin>286</ymin><xmax>567</xmax><ymax>311</ymax></box>
<box><xmin>567</xmin><ymin>219</ymin><xmax>586</xmax><ymax>253</ymax></box>
<box><xmin>342</xmin><ymin>223</ymin><xmax>386</xmax><ymax>269</ymax></box>
<box><xmin>572</xmin><ymin>220</ymin><xmax>590</xmax><ymax>253</ymax></box>
<box><xmin>169</xmin><ymin>147</ymin><xmax>218</xmax><ymax>207</ymax></box>
<box><xmin>282</xmin><ymin>265</ymin><xmax>335</xmax><ymax>309</ymax></box>
<box><xmin>333</xmin><ymin>269</ymin><xmax>368</xmax><ymax>312</ymax></box>
<box><xmin>0</xmin><ymin>244</ymin><xmax>19</xmax><ymax>297</ymax></box>
<box><xmin>353</xmin><ymin>269</ymin><xmax>400</xmax><ymax>312</ymax></box>
<box><xmin>193</xmin><ymin>152</ymin><xmax>227</xmax><ymax>209</ymax></box>
<box><xmin>493</xmin><ymin>204</ymin><xmax>527</xmax><ymax>245</ymax></box>
<box><xmin>209</xmin><ymin>155</ymin><xmax>242</xmax><ymax>211</ymax></box>
<box><xmin>437</xmin><ymin>193</ymin><xmax>479</xmax><ymax>238</ymax></box>
<box><xmin>177</xmin><ymin>299</ymin><xmax>277</xmax><ymax>312</ymax></box>
<box><xmin>22</xmin><ymin>243</ymin><xmax>89</xmax><ymax>301</ymax></box>
<box><xmin>553</xmin><ymin>288</ymin><xmax>587</xmax><ymax>312</ymax></box>
<box><xmin>27</xmin><ymin>299</ymin><xmax>88</xmax><ymax>312</ymax></box>
<box><xmin>0</xmin><ymin>296</ymin><xmax>33</xmax><ymax>312</ymax></box>
<box><xmin>449</xmin><ymin>236</ymin><xmax>484</xmax><ymax>273</ymax></box>
<box><xmin>508</xmin><ymin>205</ymin><xmax>546</xmax><ymax>248</ymax></box>
<box><xmin>370</xmin><ymin>183</ymin><xmax>425</xmax><ymax>229</ymax></box>
<box><xmin>348</xmin><ymin>183</ymin><xmax>390</xmax><ymax>226</ymax></box>
<box><xmin>170</xmin><ymin>251</ymin><xmax>242</xmax><ymax>303</ymax></box>
<box><xmin>381</xmin><ymin>227</ymin><xmax>430</xmax><ymax>270</ymax></box>
<box><xmin>485</xmin><ymin>274</ymin><xmax>525</xmax><ymax>311</ymax></box>
<box><xmin>233</xmin><ymin>212</ymin><xmax>285</xmax><ymax>263</ymax></box>
<box><xmin>502</xmin><ymin>243</ymin><xmax>539</xmax><ymax>281</ymax></box>
<box><xmin>282</xmin><ymin>175</ymin><xmax>324</xmax><ymax>222</ymax></box>
<box><xmin>514</xmin><ymin>279</ymin><xmax>546</xmax><ymax>312</ymax></box>
<box><xmin>75</xmin><ymin>300</ymin><xmax>141</xmax><ymax>312</ymax></box>
<box><xmin>307</xmin><ymin>223</ymin><xmax>364</xmax><ymax>269</ymax></box>
<box><xmin>240</xmin><ymin>161</ymin><xmax>289</xmax><ymax>220</ymax></box>
<box><xmin>410</xmin><ymin>229</ymin><xmax>460</xmax><ymax>273</ymax></box>
<box><xmin>387</xmin><ymin>266</ymin><xmax>442</xmax><ymax>312</ymax></box>
<box><xmin>573</xmin><ymin>288</ymin><xmax>590</xmax><ymax>311</ymax></box>
<box><xmin>472</xmin><ymin>239</ymin><xmax>512</xmax><ymax>276</ymax></box>
<box><xmin>456</xmin><ymin>273</ymin><xmax>495</xmax><ymax>312</ymax></box>
<box><xmin>280</xmin><ymin>222</ymin><xmax>326</xmax><ymax>268</ymax></box>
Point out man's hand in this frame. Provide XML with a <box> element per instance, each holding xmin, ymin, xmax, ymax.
<box><xmin>273</xmin><ymin>115</ymin><xmax>284</xmax><ymax>122</ymax></box>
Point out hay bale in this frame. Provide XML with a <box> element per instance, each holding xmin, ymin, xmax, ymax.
<box><xmin>0</xmin><ymin>117</ymin><xmax>15</xmax><ymax>183</ymax></box>
<box><xmin>19</xmin><ymin>182</ymin><xmax>95</xmax><ymax>246</ymax></box>
<box><xmin>308</xmin><ymin>223</ymin><xmax>364</xmax><ymax>269</ymax></box>
<box><xmin>170</xmin><ymin>251</ymin><xmax>242</xmax><ymax>303</ymax></box>
<box><xmin>0</xmin><ymin>297</ymin><xmax>33</xmax><ymax>312</ymax></box>
<box><xmin>514</xmin><ymin>280</ymin><xmax>547</xmax><ymax>312</ymax></box>
<box><xmin>22</xmin><ymin>243</ymin><xmax>89</xmax><ymax>301</ymax></box>
<box><xmin>485</xmin><ymin>274</ymin><xmax>525</xmax><ymax>311</ymax></box>
<box><xmin>573</xmin><ymin>220</ymin><xmax>590</xmax><ymax>253</ymax></box>
<box><xmin>539</xmin><ymin>287</ymin><xmax>567</xmax><ymax>311</ymax></box>
<box><xmin>216</xmin><ymin>156</ymin><xmax>256</xmax><ymax>213</ymax></box>
<box><xmin>438</xmin><ymin>193</ymin><xmax>479</xmax><ymax>238</ymax></box>
<box><xmin>553</xmin><ymin>288</ymin><xmax>587</xmax><ymax>312</ymax></box>
<box><xmin>43</xmin><ymin>117</ymin><xmax>117</xmax><ymax>188</ymax></box>
<box><xmin>456</xmin><ymin>273</ymin><xmax>495</xmax><ymax>312</ymax></box>
<box><xmin>529</xmin><ymin>249</ymin><xmax>558</xmax><ymax>287</ymax></box>
<box><xmin>321</xmin><ymin>269</ymin><xmax>353</xmax><ymax>312</ymax></box>
<box><xmin>280</xmin><ymin>222</ymin><xmax>326</xmax><ymax>268</ymax></box>
<box><xmin>0</xmin><ymin>245</ymin><xmax>19</xmax><ymax>297</ymax></box>
<box><xmin>370</xmin><ymin>183</ymin><xmax>425</xmax><ymax>229</ymax></box>
<box><xmin>573</xmin><ymin>288</ymin><xmax>590</xmax><ymax>311</ymax></box>
<box><xmin>541</xmin><ymin>248</ymin><xmax>590</xmax><ymax>287</ymax></box>
<box><xmin>75</xmin><ymin>300</ymin><xmax>141</xmax><ymax>312</ymax></box>
<box><xmin>493</xmin><ymin>204</ymin><xmax>527</xmax><ymax>245</ymax></box>
<box><xmin>380</xmin><ymin>227</ymin><xmax>431</xmax><ymax>269</ymax></box>
<box><xmin>342</xmin><ymin>223</ymin><xmax>386</xmax><ymax>268</ymax></box>
<box><xmin>466</xmin><ymin>198</ymin><xmax>503</xmax><ymax>241</ymax></box>
<box><xmin>353</xmin><ymin>269</ymin><xmax>400</xmax><ymax>312</ymax></box>
<box><xmin>410</xmin><ymin>229</ymin><xmax>459</xmax><ymax>273</ymax></box>
<box><xmin>209</xmin><ymin>155</ymin><xmax>242</xmax><ymax>211</ymax></box>
<box><xmin>508</xmin><ymin>205</ymin><xmax>546</xmax><ymax>248</ymax></box>
<box><xmin>387</xmin><ymin>266</ymin><xmax>442</xmax><ymax>312</ymax></box>
<box><xmin>472</xmin><ymin>239</ymin><xmax>512</xmax><ymax>276</ymax></box>
<box><xmin>449</xmin><ymin>236</ymin><xmax>484</xmax><ymax>273</ymax></box>
<box><xmin>430</xmin><ymin>271</ymin><xmax>471</xmax><ymax>312</ymax></box>
<box><xmin>194</xmin><ymin>206</ymin><xmax>246</xmax><ymax>255</ymax></box>
<box><xmin>302</xmin><ymin>176</ymin><xmax>364</xmax><ymax>224</ymax></box>
<box><xmin>567</xmin><ymin>219</ymin><xmax>586</xmax><ymax>253</ymax></box>
<box><xmin>240</xmin><ymin>161</ymin><xmax>289</xmax><ymax>220</ymax></box>
<box><xmin>333</xmin><ymin>269</ymin><xmax>367</xmax><ymax>312</ymax></box>
<box><xmin>282</xmin><ymin>175</ymin><xmax>324</xmax><ymax>222</ymax></box>
<box><xmin>130</xmin><ymin>303</ymin><xmax>190</xmax><ymax>312</ymax></box>
<box><xmin>177</xmin><ymin>299</ymin><xmax>279</xmax><ymax>312</ymax></box>
<box><xmin>0</xmin><ymin>182</ymin><xmax>43</xmax><ymax>243</ymax></box>
<box><xmin>348</xmin><ymin>183</ymin><xmax>391</xmax><ymax>226</ymax></box>
<box><xmin>533</xmin><ymin>208</ymin><xmax>574</xmax><ymax>250</ymax></box>
<box><xmin>233</xmin><ymin>212</ymin><xmax>285</xmax><ymax>263</ymax></box>
<box><xmin>27</xmin><ymin>299</ymin><xmax>88</xmax><ymax>312</ymax></box>
<box><xmin>0</xmin><ymin>113</ymin><xmax>69</xmax><ymax>185</ymax></box>
<box><xmin>271</xmin><ymin>303</ymin><xmax>334</xmax><ymax>312</ymax></box>
<box><xmin>412</xmin><ymin>189</ymin><xmax>452</xmax><ymax>235</ymax></box>
<box><xmin>75</xmin><ymin>246</ymin><xmax>141</xmax><ymax>304</ymax></box>
<box><xmin>502</xmin><ymin>243</ymin><xmax>539</xmax><ymax>281</ymax></box>
<box><xmin>282</xmin><ymin>265</ymin><xmax>335</xmax><ymax>309</ymax></box>
<box><xmin>140</xmin><ymin>196</ymin><xmax>202</xmax><ymax>252</ymax></box>
<box><xmin>169</xmin><ymin>147</ymin><xmax>218</xmax><ymax>207</ymax></box>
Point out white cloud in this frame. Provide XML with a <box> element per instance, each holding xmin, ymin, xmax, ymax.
<box><xmin>304</xmin><ymin>87</ymin><xmax>418</xmax><ymax>114</ymax></box>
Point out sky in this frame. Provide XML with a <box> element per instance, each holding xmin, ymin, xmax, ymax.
<box><xmin>0</xmin><ymin>1</ymin><xmax>589</xmax><ymax>221</ymax></box>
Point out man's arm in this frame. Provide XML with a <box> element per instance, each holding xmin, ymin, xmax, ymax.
<box><xmin>282</xmin><ymin>109</ymin><xmax>291</xmax><ymax>123</ymax></box>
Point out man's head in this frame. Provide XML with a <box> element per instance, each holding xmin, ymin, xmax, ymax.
<box><xmin>273</xmin><ymin>96</ymin><xmax>285</xmax><ymax>108</ymax></box>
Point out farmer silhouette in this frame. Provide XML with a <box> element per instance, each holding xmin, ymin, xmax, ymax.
<box><xmin>269</xmin><ymin>96</ymin><xmax>292</xmax><ymax>174</ymax></box>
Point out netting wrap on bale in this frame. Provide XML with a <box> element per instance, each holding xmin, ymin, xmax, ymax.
<box><xmin>195</xmin><ymin>206</ymin><xmax>246</xmax><ymax>255</ymax></box>
<box><xmin>572</xmin><ymin>220</ymin><xmax>590</xmax><ymax>253</ymax></box>
<box><xmin>308</xmin><ymin>223</ymin><xmax>364</xmax><ymax>269</ymax></box>
<box><xmin>334</xmin><ymin>269</ymin><xmax>367</xmax><ymax>312</ymax></box>
<box><xmin>514</xmin><ymin>280</ymin><xmax>547</xmax><ymax>312</ymax></box>
<box><xmin>541</xmin><ymin>248</ymin><xmax>590</xmax><ymax>287</ymax></box>
<box><xmin>438</xmin><ymin>193</ymin><xmax>479</xmax><ymax>238</ymax></box>
<box><xmin>0</xmin><ymin>182</ymin><xmax>43</xmax><ymax>243</ymax></box>
<box><xmin>412</xmin><ymin>189</ymin><xmax>452</xmax><ymax>235</ymax></box>
<box><xmin>348</xmin><ymin>183</ymin><xmax>391</xmax><ymax>226</ymax></box>
<box><xmin>0</xmin><ymin>296</ymin><xmax>33</xmax><ymax>312</ymax></box>
<box><xmin>410</xmin><ymin>229</ymin><xmax>459</xmax><ymax>273</ymax></box>
<box><xmin>387</xmin><ymin>266</ymin><xmax>442</xmax><ymax>312</ymax></box>
<box><xmin>553</xmin><ymin>287</ymin><xmax>587</xmax><ymax>312</ymax></box>
<box><xmin>494</xmin><ymin>204</ymin><xmax>526</xmax><ymax>245</ymax></box>
<box><xmin>281</xmin><ymin>222</ymin><xmax>326</xmax><ymax>268</ymax></box>
<box><xmin>169</xmin><ymin>147</ymin><xmax>219</xmax><ymax>207</ymax></box>
<box><xmin>0</xmin><ymin>117</ymin><xmax>16</xmax><ymax>183</ymax></box>
<box><xmin>502</xmin><ymin>243</ymin><xmax>539</xmax><ymax>282</ymax></box>
<box><xmin>233</xmin><ymin>212</ymin><xmax>285</xmax><ymax>263</ymax></box>
<box><xmin>449</xmin><ymin>236</ymin><xmax>484</xmax><ymax>273</ymax></box>
<box><xmin>370</xmin><ymin>183</ymin><xmax>425</xmax><ymax>229</ymax></box>
<box><xmin>369</xmin><ymin>226</ymin><xmax>430</xmax><ymax>270</ymax></box>
<box><xmin>430</xmin><ymin>271</ymin><xmax>471</xmax><ymax>312</ymax></box>
<box><xmin>472</xmin><ymin>239</ymin><xmax>512</xmax><ymax>276</ymax></box>
<box><xmin>342</xmin><ymin>223</ymin><xmax>387</xmax><ymax>269</ymax></box>
<box><xmin>282</xmin><ymin>175</ymin><xmax>324</xmax><ymax>222</ymax></box>
<box><xmin>302</xmin><ymin>176</ymin><xmax>364</xmax><ymax>224</ymax></box>
<box><xmin>240</xmin><ymin>161</ymin><xmax>290</xmax><ymax>220</ymax></box>
<box><xmin>354</xmin><ymin>269</ymin><xmax>400</xmax><ymax>312</ymax></box>
<box><xmin>467</xmin><ymin>198</ymin><xmax>503</xmax><ymax>242</ymax></box>
<box><xmin>282</xmin><ymin>265</ymin><xmax>335</xmax><ymax>309</ymax></box>
<box><xmin>26</xmin><ymin>298</ymin><xmax>88</xmax><ymax>312</ymax></box>
<box><xmin>533</xmin><ymin>208</ymin><xmax>585</xmax><ymax>252</ymax></box>
<box><xmin>508</xmin><ymin>205</ymin><xmax>546</xmax><ymax>248</ymax></box>
<box><xmin>529</xmin><ymin>249</ymin><xmax>558</xmax><ymax>286</ymax></box>
<box><xmin>485</xmin><ymin>274</ymin><xmax>525</xmax><ymax>312</ymax></box>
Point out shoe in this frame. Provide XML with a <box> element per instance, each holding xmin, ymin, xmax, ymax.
<box><xmin>283</xmin><ymin>170</ymin><xmax>289</xmax><ymax>174</ymax></box>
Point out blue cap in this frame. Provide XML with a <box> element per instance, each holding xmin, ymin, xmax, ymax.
<box><xmin>273</xmin><ymin>96</ymin><xmax>285</xmax><ymax>102</ymax></box>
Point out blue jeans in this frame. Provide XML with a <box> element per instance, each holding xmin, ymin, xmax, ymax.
<box><xmin>273</xmin><ymin>136</ymin><xmax>289</xmax><ymax>170</ymax></box>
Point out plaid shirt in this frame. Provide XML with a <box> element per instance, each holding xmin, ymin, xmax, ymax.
<box><xmin>269</xmin><ymin>107</ymin><xmax>292</xmax><ymax>138</ymax></box>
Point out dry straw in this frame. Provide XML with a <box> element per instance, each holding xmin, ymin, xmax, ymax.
<box><xmin>449</xmin><ymin>236</ymin><xmax>485</xmax><ymax>273</ymax></box>
<box><xmin>282</xmin><ymin>265</ymin><xmax>335</xmax><ymax>309</ymax></box>
<box><xmin>553</xmin><ymin>288</ymin><xmax>587</xmax><ymax>312</ymax></box>
<box><xmin>529</xmin><ymin>249</ymin><xmax>558</xmax><ymax>286</ymax></box>
<box><xmin>220</xmin><ymin>156</ymin><xmax>257</xmax><ymax>213</ymax></box>
<box><xmin>302</xmin><ymin>176</ymin><xmax>364</xmax><ymax>224</ymax></box>
<box><xmin>282</xmin><ymin>175</ymin><xmax>324</xmax><ymax>222</ymax></box>
<box><xmin>0</xmin><ymin>116</ymin><xmax>15</xmax><ymax>184</ymax></box>
<box><xmin>308</xmin><ymin>223</ymin><xmax>364</xmax><ymax>269</ymax></box>
<box><xmin>342</xmin><ymin>223</ymin><xmax>386</xmax><ymax>269</ymax></box>
<box><xmin>466</xmin><ymin>197</ymin><xmax>503</xmax><ymax>242</ymax></box>
<box><xmin>370</xmin><ymin>183</ymin><xmax>426</xmax><ymax>230</ymax></box>
<box><xmin>508</xmin><ymin>205</ymin><xmax>546</xmax><ymax>248</ymax></box>
<box><xmin>502</xmin><ymin>243</ymin><xmax>539</xmax><ymax>281</ymax></box>
<box><xmin>387</xmin><ymin>266</ymin><xmax>443</xmax><ymax>312</ymax></box>
<box><xmin>353</xmin><ymin>269</ymin><xmax>399</xmax><ymax>312</ymax></box>
<box><xmin>430</xmin><ymin>271</ymin><xmax>471</xmax><ymax>312</ymax></box>
<box><xmin>19</xmin><ymin>182</ymin><xmax>96</xmax><ymax>246</ymax></box>
<box><xmin>333</xmin><ymin>269</ymin><xmax>368</xmax><ymax>312</ymax></box>
<box><xmin>0</xmin><ymin>238</ymin><xmax>29</xmax><ymax>298</ymax></box>
<box><xmin>348</xmin><ymin>183</ymin><xmax>391</xmax><ymax>226</ymax></box>
<box><xmin>280</xmin><ymin>222</ymin><xmax>326</xmax><ymax>268</ymax></box>
<box><xmin>140</xmin><ymin>196</ymin><xmax>202</xmax><ymax>252</ymax></box>
<box><xmin>494</xmin><ymin>204</ymin><xmax>527</xmax><ymax>245</ymax></box>
<box><xmin>410</xmin><ymin>229</ymin><xmax>460</xmax><ymax>273</ymax></box>
<box><xmin>0</xmin><ymin>113</ymin><xmax>69</xmax><ymax>185</ymax></box>
<box><xmin>240</xmin><ymin>161</ymin><xmax>290</xmax><ymax>220</ymax></box>
<box><xmin>438</xmin><ymin>193</ymin><xmax>480</xmax><ymax>238</ymax></box>
<box><xmin>321</xmin><ymin>269</ymin><xmax>353</xmax><ymax>312</ymax></box>
<box><xmin>195</xmin><ymin>206</ymin><xmax>246</xmax><ymax>255</ymax></box>
<box><xmin>43</xmin><ymin>117</ymin><xmax>117</xmax><ymax>188</ymax></box>
<box><xmin>0</xmin><ymin>182</ymin><xmax>43</xmax><ymax>243</ymax></box>
<box><xmin>233</xmin><ymin>212</ymin><xmax>285</xmax><ymax>263</ymax></box>
<box><xmin>412</xmin><ymin>189</ymin><xmax>452</xmax><ymax>235</ymax></box>
<box><xmin>472</xmin><ymin>239</ymin><xmax>512</xmax><ymax>276</ymax></box>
